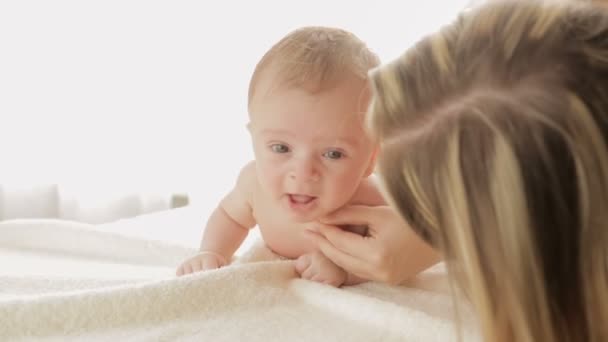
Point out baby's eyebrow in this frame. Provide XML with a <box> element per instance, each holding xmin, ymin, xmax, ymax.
<box><xmin>258</xmin><ymin>129</ymin><xmax>293</xmax><ymax>137</ymax></box>
<box><xmin>328</xmin><ymin>137</ymin><xmax>359</xmax><ymax>148</ymax></box>
<box><xmin>258</xmin><ymin>129</ymin><xmax>359</xmax><ymax>148</ymax></box>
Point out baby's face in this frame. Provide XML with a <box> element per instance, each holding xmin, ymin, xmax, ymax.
<box><xmin>248</xmin><ymin>79</ymin><xmax>376</xmax><ymax>223</ymax></box>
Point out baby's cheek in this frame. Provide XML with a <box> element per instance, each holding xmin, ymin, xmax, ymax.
<box><xmin>259</xmin><ymin>167</ymin><xmax>284</xmax><ymax>194</ymax></box>
<box><xmin>325</xmin><ymin>179</ymin><xmax>359</xmax><ymax>210</ymax></box>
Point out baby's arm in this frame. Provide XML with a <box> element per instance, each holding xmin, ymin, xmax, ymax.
<box><xmin>295</xmin><ymin>251</ymin><xmax>347</xmax><ymax>287</ymax></box>
<box><xmin>295</xmin><ymin>241</ymin><xmax>369</xmax><ymax>287</ymax></box>
<box><xmin>176</xmin><ymin>162</ymin><xmax>257</xmax><ymax>276</ymax></box>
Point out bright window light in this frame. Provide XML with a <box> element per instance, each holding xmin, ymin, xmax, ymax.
<box><xmin>0</xmin><ymin>1</ymin><xmax>468</xmax><ymax>206</ymax></box>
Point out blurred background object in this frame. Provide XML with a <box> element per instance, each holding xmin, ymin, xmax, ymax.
<box><xmin>0</xmin><ymin>184</ymin><xmax>187</xmax><ymax>223</ymax></box>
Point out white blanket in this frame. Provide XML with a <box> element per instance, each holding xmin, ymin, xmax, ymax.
<box><xmin>0</xmin><ymin>215</ymin><xmax>479</xmax><ymax>341</ymax></box>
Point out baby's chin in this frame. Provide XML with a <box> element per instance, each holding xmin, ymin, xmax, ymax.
<box><xmin>287</xmin><ymin>207</ymin><xmax>338</xmax><ymax>224</ymax></box>
<box><xmin>281</xmin><ymin>195</ymin><xmax>347</xmax><ymax>223</ymax></box>
<box><xmin>288</xmin><ymin>212</ymin><xmax>322</xmax><ymax>224</ymax></box>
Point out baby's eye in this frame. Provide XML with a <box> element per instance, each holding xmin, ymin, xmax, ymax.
<box><xmin>323</xmin><ymin>150</ymin><xmax>344</xmax><ymax>160</ymax></box>
<box><xmin>270</xmin><ymin>144</ymin><xmax>290</xmax><ymax>153</ymax></box>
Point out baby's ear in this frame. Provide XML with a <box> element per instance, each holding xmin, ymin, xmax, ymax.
<box><xmin>364</xmin><ymin>145</ymin><xmax>379</xmax><ymax>177</ymax></box>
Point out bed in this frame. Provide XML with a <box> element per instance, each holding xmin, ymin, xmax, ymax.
<box><xmin>0</xmin><ymin>205</ymin><xmax>480</xmax><ymax>341</ymax></box>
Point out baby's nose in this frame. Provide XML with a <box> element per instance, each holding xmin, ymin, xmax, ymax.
<box><xmin>289</xmin><ymin>157</ymin><xmax>320</xmax><ymax>182</ymax></box>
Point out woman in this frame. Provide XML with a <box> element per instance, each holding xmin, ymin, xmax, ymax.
<box><xmin>309</xmin><ymin>1</ymin><xmax>608</xmax><ymax>341</ymax></box>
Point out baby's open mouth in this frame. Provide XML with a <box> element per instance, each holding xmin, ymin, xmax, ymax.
<box><xmin>288</xmin><ymin>194</ymin><xmax>317</xmax><ymax>204</ymax></box>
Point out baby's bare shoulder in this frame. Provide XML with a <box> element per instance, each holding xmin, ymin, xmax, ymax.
<box><xmin>350</xmin><ymin>176</ymin><xmax>386</xmax><ymax>206</ymax></box>
<box><xmin>236</xmin><ymin>160</ymin><xmax>257</xmax><ymax>188</ymax></box>
<box><xmin>229</xmin><ymin>160</ymin><xmax>259</xmax><ymax>206</ymax></box>
<box><xmin>218</xmin><ymin>161</ymin><xmax>258</xmax><ymax>229</ymax></box>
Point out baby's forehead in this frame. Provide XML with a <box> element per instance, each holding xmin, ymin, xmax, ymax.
<box><xmin>252</xmin><ymin>115</ymin><xmax>373</xmax><ymax>148</ymax></box>
<box><xmin>251</xmin><ymin>78</ymin><xmax>344</xmax><ymax>106</ymax></box>
<box><xmin>250</xmin><ymin>102</ymin><xmax>368</xmax><ymax>128</ymax></box>
<box><xmin>250</xmin><ymin>63</ymin><xmax>370</xmax><ymax>104</ymax></box>
<box><xmin>251</xmin><ymin>81</ymin><xmax>370</xmax><ymax>114</ymax></box>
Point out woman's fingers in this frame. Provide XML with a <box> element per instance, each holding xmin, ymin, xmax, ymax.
<box><xmin>321</xmin><ymin>205</ymin><xmax>397</xmax><ymax>237</ymax></box>
<box><xmin>304</xmin><ymin>230</ymin><xmax>373</xmax><ymax>280</ymax></box>
<box><xmin>320</xmin><ymin>205</ymin><xmax>377</xmax><ymax>226</ymax></box>
<box><xmin>307</xmin><ymin>204</ymin><xmax>439</xmax><ymax>284</ymax></box>
<box><xmin>311</xmin><ymin>222</ymin><xmax>374</xmax><ymax>255</ymax></box>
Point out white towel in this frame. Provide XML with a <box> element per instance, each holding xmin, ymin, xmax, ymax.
<box><xmin>0</xmin><ymin>219</ymin><xmax>480</xmax><ymax>341</ymax></box>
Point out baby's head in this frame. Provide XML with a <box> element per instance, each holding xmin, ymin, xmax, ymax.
<box><xmin>247</xmin><ymin>26</ymin><xmax>380</xmax><ymax>222</ymax></box>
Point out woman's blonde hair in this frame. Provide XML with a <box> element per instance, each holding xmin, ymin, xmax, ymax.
<box><xmin>247</xmin><ymin>26</ymin><xmax>380</xmax><ymax>108</ymax></box>
<box><xmin>369</xmin><ymin>1</ymin><xmax>608</xmax><ymax>341</ymax></box>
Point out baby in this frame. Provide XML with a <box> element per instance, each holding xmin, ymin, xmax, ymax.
<box><xmin>176</xmin><ymin>26</ymin><xmax>384</xmax><ymax>286</ymax></box>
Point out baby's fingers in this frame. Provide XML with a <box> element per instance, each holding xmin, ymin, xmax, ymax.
<box><xmin>295</xmin><ymin>254</ymin><xmax>312</xmax><ymax>275</ymax></box>
<box><xmin>297</xmin><ymin>258</ymin><xmax>315</xmax><ymax>280</ymax></box>
<box><xmin>202</xmin><ymin>256</ymin><xmax>220</xmax><ymax>270</ymax></box>
<box><xmin>177</xmin><ymin>263</ymin><xmax>194</xmax><ymax>276</ymax></box>
<box><xmin>191</xmin><ymin>259</ymin><xmax>203</xmax><ymax>273</ymax></box>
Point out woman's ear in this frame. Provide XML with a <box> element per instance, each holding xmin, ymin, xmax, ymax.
<box><xmin>364</xmin><ymin>145</ymin><xmax>379</xmax><ymax>177</ymax></box>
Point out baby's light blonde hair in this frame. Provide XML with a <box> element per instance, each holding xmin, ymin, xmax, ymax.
<box><xmin>247</xmin><ymin>26</ymin><xmax>380</xmax><ymax>109</ymax></box>
<box><xmin>369</xmin><ymin>1</ymin><xmax>608</xmax><ymax>341</ymax></box>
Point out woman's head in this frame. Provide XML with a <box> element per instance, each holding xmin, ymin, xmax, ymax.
<box><xmin>369</xmin><ymin>1</ymin><xmax>608</xmax><ymax>341</ymax></box>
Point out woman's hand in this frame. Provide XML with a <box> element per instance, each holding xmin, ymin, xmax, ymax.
<box><xmin>305</xmin><ymin>205</ymin><xmax>441</xmax><ymax>285</ymax></box>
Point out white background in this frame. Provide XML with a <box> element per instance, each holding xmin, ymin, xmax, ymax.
<box><xmin>0</xmin><ymin>0</ymin><xmax>468</xmax><ymax>207</ymax></box>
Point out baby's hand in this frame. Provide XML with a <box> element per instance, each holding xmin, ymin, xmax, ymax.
<box><xmin>294</xmin><ymin>250</ymin><xmax>347</xmax><ymax>287</ymax></box>
<box><xmin>176</xmin><ymin>251</ymin><xmax>228</xmax><ymax>276</ymax></box>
